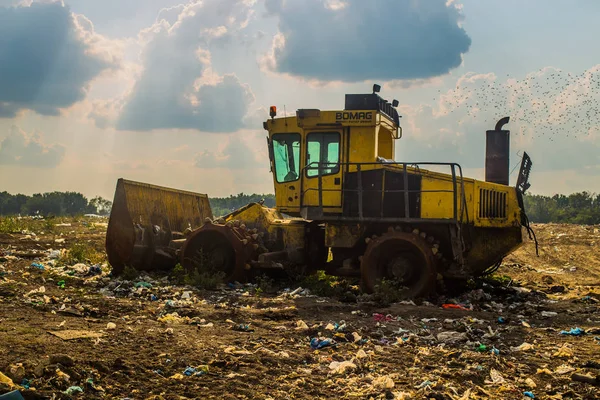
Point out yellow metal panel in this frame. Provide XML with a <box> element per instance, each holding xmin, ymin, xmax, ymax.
<box><xmin>473</xmin><ymin>181</ymin><xmax>521</xmax><ymax>228</ymax></box>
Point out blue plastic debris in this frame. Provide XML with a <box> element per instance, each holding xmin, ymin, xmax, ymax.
<box><xmin>560</xmin><ymin>327</ymin><xmax>585</xmax><ymax>336</ymax></box>
<box><xmin>491</xmin><ymin>347</ymin><xmax>500</xmax><ymax>355</ymax></box>
<box><xmin>30</xmin><ymin>262</ymin><xmax>44</xmax><ymax>270</ymax></box>
<box><xmin>0</xmin><ymin>391</ymin><xmax>25</xmax><ymax>400</ymax></box>
<box><xmin>310</xmin><ymin>338</ymin><xmax>334</xmax><ymax>350</ymax></box>
<box><xmin>497</xmin><ymin>317</ymin><xmax>506</xmax><ymax>324</ymax></box>
<box><xmin>150</xmin><ymin>294</ymin><xmax>158</xmax><ymax>301</ymax></box>
<box><xmin>183</xmin><ymin>366</ymin><xmax>196</xmax><ymax>376</ymax></box>
<box><xmin>523</xmin><ymin>391</ymin><xmax>535</xmax><ymax>398</ymax></box>
<box><xmin>20</xmin><ymin>378</ymin><xmax>30</xmax><ymax>389</ymax></box>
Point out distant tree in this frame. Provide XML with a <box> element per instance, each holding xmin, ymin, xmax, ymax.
<box><xmin>0</xmin><ymin>192</ymin><xmax>28</xmax><ymax>215</ymax></box>
<box><xmin>89</xmin><ymin>196</ymin><xmax>113</xmax><ymax>215</ymax></box>
<box><xmin>524</xmin><ymin>192</ymin><xmax>600</xmax><ymax>225</ymax></box>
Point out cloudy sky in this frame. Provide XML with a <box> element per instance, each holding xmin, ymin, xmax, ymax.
<box><xmin>1</xmin><ymin>0</ymin><xmax>599</xmax><ymax>200</ymax></box>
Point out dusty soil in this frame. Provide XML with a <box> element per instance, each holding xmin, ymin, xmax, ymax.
<box><xmin>0</xmin><ymin>220</ymin><xmax>599</xmax><ymax>399</ymax></box>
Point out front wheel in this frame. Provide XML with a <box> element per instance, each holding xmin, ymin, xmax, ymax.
<box><xmin>360</xmin><ymin>230</ymin><xmax>438</xmax><ymax>299</ymax></box>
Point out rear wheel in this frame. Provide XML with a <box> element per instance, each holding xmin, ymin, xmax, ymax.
<box><xmin>360</xmin><ymin>231</ymin><xmax>437</xmax><ymax>298</ymax></box>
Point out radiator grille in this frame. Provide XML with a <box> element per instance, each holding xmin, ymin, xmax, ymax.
<box><xmin>479</xmin><ymin>189</ymin><xmax>507</xmax><ymax>219</ymax></box>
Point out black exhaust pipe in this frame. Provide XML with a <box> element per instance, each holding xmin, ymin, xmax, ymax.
<box><xmin>485</xmin><ymin>117</ymin><xmax>510</xmax><ymax>186</ymax></box>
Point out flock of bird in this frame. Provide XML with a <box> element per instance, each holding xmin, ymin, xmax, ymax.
<box><xmin>436</xmin><ymin>67</ymin><xmax>600</xmax><ymax>141</ymax></box>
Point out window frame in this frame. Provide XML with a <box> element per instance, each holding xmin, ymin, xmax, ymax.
<box><xmin>305</xmin><ymin>131</ymin><xmax>341</xmax><ymax>179</ymax></box>
<box><xmin>271</xmin><ymin>132</ymin><xmax>301</xmax><ymax>184</ymax></box>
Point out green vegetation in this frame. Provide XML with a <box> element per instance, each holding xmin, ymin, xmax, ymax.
<box><xmin>0</xmin><ymin>191</ymin><xmax>112</xmax><ymax>217</ymax></box>
<box><xmin>171</xmin><ymin>250</ymin><xmax>226</xmax><ymax>290</ymax></box>
<box><xmin>0</xmin><ymin>216</ymin><xmax>37</xmax><ymax>234</ymax></box>
<box><xmin>59</xmin><ymin>242</ymin><xmax>105</xmax><ymax>266</ymax></box>
<box><xmin>122</xmin><ymin>265</ymin><xmax>140</xmax><ymax>281</ymax></box>
<box><xmin>524</xmin><ymin>192</ymin><xmax>600</xmax><ymax>225</ymax></box>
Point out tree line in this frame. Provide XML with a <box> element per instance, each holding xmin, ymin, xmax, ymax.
<box><xmin>523</xmin><ymin>192</ymin><xmax>600</xmax><ymax>225</ymax></box>
<box><xmin>1</xmin><ymin>190</ymin><xmax>599</xmax><ymax>225</ymax></box>
<box><xmin>0</xmin><ymin>191</ymin><xmax>112</xmax><ymax>216</ymax></box>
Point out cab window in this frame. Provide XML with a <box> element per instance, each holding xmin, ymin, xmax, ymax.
<box><xmin>272</xmin><ymin>133</ymin><xmax>300</xmax><ymax>183</ymax></box>
<box><xmin>306</xmin><ymin>132</ymin><xmax>340</xmax><ymax>177</ymax></box>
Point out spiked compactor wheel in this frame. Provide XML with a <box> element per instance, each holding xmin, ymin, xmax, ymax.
<box><xmin>360</xmin><ymin>230</ymin><xmax>438</xmax><ymax>298</ymax></box>
<box><xmin>180</xmin><ymin>219</ymin><xmax>260</xmax><ymax>284</ymax></box>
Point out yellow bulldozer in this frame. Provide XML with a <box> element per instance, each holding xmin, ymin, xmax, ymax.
<box><xmin>106</xmin><ymin>85</ymin><xmax>535</xmax><ymax>297</ymax></box>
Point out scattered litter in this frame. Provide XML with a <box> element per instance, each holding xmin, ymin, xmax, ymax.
<box><xmin>372</xmin><ymin>375</ymin><xmax>395</xmax><ymax>389</ymax></box>
<box><xmin>373</xmin><ymin>313</ymin><xmax>394</xmax><ymax>322</ymax></box>
<box><xmin>437</xmin><ymin>331</ymin><xmax>468</xmax><ymax>344</ymax></box>
<box><xmin>560</xmin><ymin>327</ymin><xmax>585</xmax><ymax>336</ymax></box>
<box><xmin>295</xmin><ymin>320</ymin><xmax>309</xmax><ymax>330</ymax></box>
<box><xmin>442</xmin><ymin>304</ymin><xmax>470</xmax><ymax>311</ymax></box>
<box><xmin>487</xmin><ymin>368</ymin><xmax>505</xmax><ymax>384</ymax></box>
<box><xmin>310</xmin><ymin>338</ymin><xmax>334</xmax><ymax>350</ymax></box>
<box><xmin>232</xmin><ymin>324</ymin><xmax>254</xmax><ymax>332</ymax></box>
<box><xmin>48</xmin><ymin>330</ymin><xmax>105</xmax><ymax>341</ymax></box>
<box><xmin>106</xmin><ymin>322</ymin><xmax>117</xmax><ymax>330</ymax></box>
<box><xmin>553</xmin><ymin>344</ymin><xmax>574</xmax><ymax>358</ymax></box>
<box><xmin>30</xmin><ymin>262</ymin><xmax>44</xmax><ymax>270</ymax></box>
<box><xmin>525</xmin><ymin>378</ymin><xmax>537</xmax><ymax>388</ymax></box>
<box><xmin>541</xmin><ymin>311</ymin><xmax>558</xmax><ymax>318</ymax></box>
<box><xmin>511</xmin><ymin>342</ymin><xmax>534</xmax><ymax>352</ymax></box>
<box><xmin>328</xmin><ymin>360</ymin><xmax>356</xmax><ymax>375</ymax></box>
<box><xmin>555</xmin><ymin>364</ymin><xmax>576</xmax><ymax>375</ymax></box>
<box><xmin>523</xmin><ymin>391</ymin><xmax>535</xmax><ymax>399</ymax></box>
<box><xmin>64</xmin><ymin>386</ymin><xmax>83</xmax><ymax>395</ymax></box>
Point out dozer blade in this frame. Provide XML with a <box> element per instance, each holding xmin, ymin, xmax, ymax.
<box><xmin>106</xmin><ymin>178</ymin><xmax>213</xmax><ymax>275</ymax></box>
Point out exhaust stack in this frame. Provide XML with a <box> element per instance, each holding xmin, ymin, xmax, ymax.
<box><xmin>485</xmin><ymin>117</ymin><xmax>510</xmax><ymax>186</ymax></box>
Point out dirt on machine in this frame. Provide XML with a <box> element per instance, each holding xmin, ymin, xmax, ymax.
<box><xmin>106</xmin><ymin>85</ymin><xmax>535</xmax><ymax>298</ymax></box>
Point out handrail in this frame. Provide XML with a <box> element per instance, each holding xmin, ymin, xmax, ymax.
<box><xmin>299</xmin><ymin>161</ymin><xmax>467</xmax><ymax>224</ymax></box>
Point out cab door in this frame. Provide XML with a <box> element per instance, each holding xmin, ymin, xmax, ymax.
<box><xmin>269</xmin><ymin>132</ymin><xmax>302</xmax><ymax>215</ymax></box>
<box><xmin>302</xmin><ymin>130</ymin><xmax>343</xmax><ymax>214</ymax></box>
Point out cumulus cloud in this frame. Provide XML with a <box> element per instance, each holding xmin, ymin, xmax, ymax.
<box><xmin>0</xmin><ymin>126</ymin><xmax>65</xmax><ymax>167</ymax></box>
<box><xmin>195</xmin><ymin>133</ymin><xmax>264</xmax><ymax>169</ymax></box>
<box><xmin>262</xmin><ymin>0</ymin><xmax>471</xmax><ymax>82</ymax></box>
<box><xmin>0</xmin><ymin>1</ymin><xmax>118</xmax><ymax>117</ymax></box>
<box><xmin>399</xmin><ymin>66</ymin><xmax>600</xmax><ymax>177</ymax></box>
<box><xmin>116</xmin><ymin>0</ymin><xmax>256</xmax><ymax>132</ymax></box>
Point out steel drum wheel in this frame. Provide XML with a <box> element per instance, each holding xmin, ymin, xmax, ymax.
<box><xmin>360</xmin><ymin>230</ymin><xmax>437</xmax><ymax>298</ymax></box>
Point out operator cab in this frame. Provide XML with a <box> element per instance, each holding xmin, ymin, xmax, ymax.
<box><xmin>264</xmin><ymin>85</ymin><xmax>402</xmax><ymax>218</ymax></box>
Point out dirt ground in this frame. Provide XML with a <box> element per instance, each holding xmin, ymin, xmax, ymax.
<box><xmin>0</xmin><ymin>220</ymin><xmax>599</xmax><ymax>399</ymax></box>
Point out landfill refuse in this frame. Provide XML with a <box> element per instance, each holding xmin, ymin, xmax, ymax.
<box><xmin>523</xmin><ymin>391</ymin><xmax>535</xmax><ymax>398</ymax></box>
<box><xmin>560</xmin><ymin>327</ymin><xmax>585</xmax><ymax>336</ymax></box>
<box><xmin>0</xmin><ymin>220</ymin><xmax>599</xmax><ymax>398</ymax></box>
<box><xmin>65</xmin><ymin>386</ymin><xmax>84</xmax><ymax>395</ymax></box>
<box><xmin>310</xmin><ymin>338</ymin><xmax>334</xmax><ymax>350</ymax></box>
<box><xmin>329</xmin><ymin>360</ymin><xmax>356</xmax><ymax>375</ymax></box>
<box><xmin>436</xmin><ymin>331</ymin><xmax>468</xmax><ymax>344</ymax></box>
